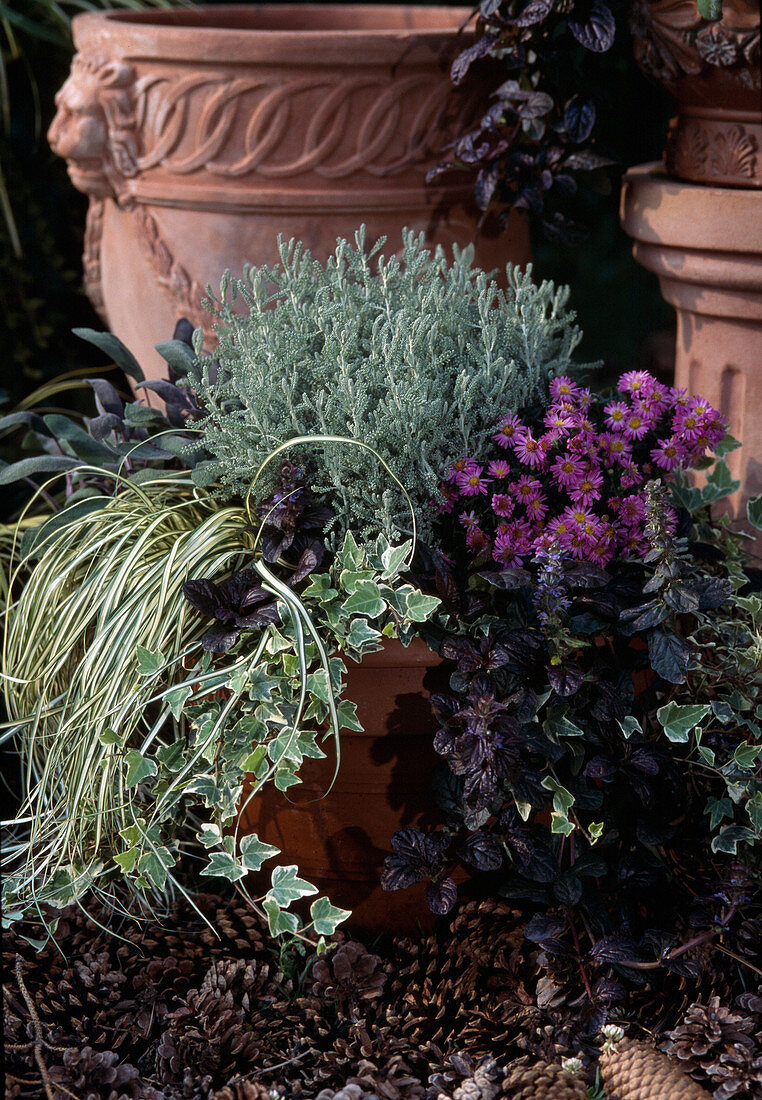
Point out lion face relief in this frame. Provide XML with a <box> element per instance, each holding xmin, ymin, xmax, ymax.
<box><xmin>48</xmin><ymin>53</ymin><xmax>138</xmax><ymax>202</ymax></box>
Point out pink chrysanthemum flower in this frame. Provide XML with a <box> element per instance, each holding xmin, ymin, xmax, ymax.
<box><xmin>492</xmin><ymin>493</ymin><xmax>514</xmax><ymax>517</ymax></box>
<box><xmin>618</xmin><ymin>494</ymin><xmax>646</xmax><ymax>527</ymax></box>
<box><xmin>549</xmin><ymin>376</ymin><xmax>581</xmax><ymax>402</ymax></box>
<box><xmin>670</xmin><ymin>386</ymin><xmax>691</xmax><ymax>408</ymax></box>
<box><xmin>513</xmin><ymin>427</ymin><xmax>545</xmax><ymax>468</ymax></box>
<box><xmin>459</xmin><ymin>509</ymin><xmax>480</xmax><ymax>530</ymax></box>
<box><xmin>466</xmin><ymin>525</ymin><xmax>490</xmax><ymax>553</ymax></box>
<box><xmin>577</xmin><ymin>388</ymin><xmax>594</xmax><ymax>410</ymax></box>
<box><xmin>544</xmin><ymin>407</ymin><xmax>575</xmax><ymax>433</ymax></box>
<box><xmin>620</xmin><ymin>462</ymin><xmax>645</xmax><ymax>489</ymax></box>
<box><xmin>446</xmin><ymin>456</ymin><xmax>478</xmax><ymax>484</ymax></box>
<box><xmin>550</xmin><ymin>452</ymin><xmax>585</xmax><ymax>489</ymax></box>
<box><xmin>599</xmin><ymin>433</ymin><xmax>631</xmax><ymax>466</ymax></box>
<box><xmin>488</xmin><ymin>459</ymin><xmax>511</xmax><ymax>479</ymax></box>
<box><xmin>493</xmin><ymin>413</ymin><xmax>523</xmax><ymax>449</ymax></box>
<box><xmin>623</xmin><ymin>412</ymin><xmax>650</xmax><ymax>441</ymax></box>
<box><xmin>569</xmin><ymin>469</ymin><xmax>604</xmax><ymax>508</ymax></box>
<box><xmin>526</xmin><ymin>494</ymin><xmax>549</xmax><ymax>522</ymax></box>
<box><xmin>618</xmin><ymin>370</ymin><xmax>651</xmax><ymax>395</ymax></box>
<box><xmin>512</xmin><ymin>474</ymin><xmax>542</xmax><ymax>502</ymax></box>
<box><xmin>456</xmin><ymin>465</ymin><xmax>490</xmax><ymax>496</ymax></box>
<box><xmin>650</xmin><ymin>437</ymin><xmax>685</xmax><ymax>471</ymax></box>
<box><xmin>604</xmin><ymin>401</ymin><xmax>629</xmax><ymax>432</ymax></box>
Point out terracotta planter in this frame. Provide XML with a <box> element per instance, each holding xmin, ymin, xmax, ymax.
<box><xmin>620</xmin><ymin>163</ymin><xmax>762</xmax><ymax>533</ymax></box>
<box><xmin>238</xmin><ymin>637</ymin><xmax>452</xmax><ymax>935</ymax></box>
<box><xmin>630</xmin><ymin>0</ymin><xmax>761</xmax><ymax>187</ymax></box>
<box><xmin>48</xmin><ymin>5</ymin><xmax>531</xmax><ymax>381</ymax></box>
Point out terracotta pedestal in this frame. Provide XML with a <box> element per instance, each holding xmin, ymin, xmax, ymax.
<box><xmin>48</xmin><ymin>5</ymin><xmax>531</xmax><ymax>381</ymax></box>
<box><xmin>620</xmin><ymin>163</ymin><xmax>762</xmax><ymax>529</ymax></box>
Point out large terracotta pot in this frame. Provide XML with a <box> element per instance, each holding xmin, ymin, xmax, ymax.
<box><xmin>238</xmin><ymin>637</ymin><xmax>452</xmax><ymax>935</ymax></box>
<box><xmin>48</xmin><ymin>5</ymin><xmax>531</xmax><ymax>381</ymax></box>
<box><xmin>620</xmin><ymin>163</ymin><xmax>762</xmax><ymax>533</ymax></box>
<box><xmin>630</xmin><ymin>0</ymin><xmax>761</xmax><ymax>187</ymax></box>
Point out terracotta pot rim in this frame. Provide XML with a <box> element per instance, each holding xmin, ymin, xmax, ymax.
<box><xmin>73</xmin><ymin>5</ymin><xmax>477</xmax><ymax>64</ymax></box>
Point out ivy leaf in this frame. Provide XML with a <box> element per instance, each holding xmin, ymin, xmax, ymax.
<box><xmin>137</xmin><ymin>847</ymin><xmax>175</xmax><ymax>890</ymax></box>
<box><xmin>380</xmin><ymin>541</ymin><xmax>412</xmax><ymax>579</ymax></box>
<box><xmin>198</xmin><ymin>823</ymin><xmax>223</xmax><ymax>848</ymax></box>
<box><xmin>734</xmin><ymin>741</ymin><xmax>762</xmax><ymax>770</ymax></box>
<box><xmin>345</xmin><ymin>619</ymin><xmax>383</xmax><ymax>651</ymax></box>
<box><xmin>341</xmin><ymin>580</ymin><xmax>386</xmax><ymax>618</ymax></box>
<box><xmin>403</xmin><ymin>590</ymin><xmax>440</xmax><ymax>622</ymax></box>
<box><xmin>165</xmin><ymin>684</ymin><xmax>191</xmax><ymax>719</ymax></box>
<box><xmin>263</xmin><ymin>897</ymin><xmax>299</xmax><ymax>937</ymax></box>
<box><xmin>309</xmin><ymin>896</ymin><xmax>351</xmax><ymax>935</ymax></box>
<box><xmin>98</xmin><ymin>727</ymin><xmax>127</xmax><ymax>747</ymax></box>
<box><xmin>748</xmin><ymin>494</ymin><xmax>762</xmax><ymax>531</ymax></box>
<box><xmin>240</xmin><ymin>834</ymin><xmax>281</xmax><ymax>871</ymax></box>
<box><xmin>200</xmin><ymin>850</ymin><xmax>246</xmax><ymax>882</ymax></box>
<box><xmin>124</xmin><ymin>750</ymin><xmax>158</xmax><ymax>789</ymax></box>
<box><xmin>702</xmin><ymin>459</ymin><xmax>740</xmax><ymax>503</ymax></box>
<box><xmin>268</xmin><ymin>865</ymin><xmax>319</xmax><ymax>907</ymax></box>
<box><xmin>656</xmin><ymin>702</ymin><xmax>711</xmax><ymax>743</ymax></box>
<box><xmin>648</xmin><ymin>629</ymin><xmax>690</xmax><ymax>684</ymax></box>
<box><xmin>136</xmin><ymin>646</ymin><xmax>165</xmax><ymax>677</ymax></box>
<box><xmin>711</xmin><ymin>825</ymin><xmax>755</xmax><ymax>855</ymax></box>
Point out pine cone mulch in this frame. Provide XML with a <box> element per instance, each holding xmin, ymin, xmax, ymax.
<box><xmin>5</xmin><ymin>892</ymin><xmax>761</xmax><ymax>1100</ymax></box>
<box><xmin>501</xmin><ymin>1058</ymin><xmax>587</xmax><ymax>1099</ymax></box>
<box><xmin>599</xmin><ymin>1034</ymin><xmax>712</xmax><ymax>1100</ymax></box>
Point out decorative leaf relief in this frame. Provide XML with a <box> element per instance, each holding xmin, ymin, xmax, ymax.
<box><xmin>709</xmin><ymin>124</ymin><xmax>758</xmax><ymax>179</ymax></box>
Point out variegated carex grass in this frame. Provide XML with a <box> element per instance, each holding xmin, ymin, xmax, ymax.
<box><xmin>1</xmin><ymin>472</ymin><xmax>252</xmax><ymax>920</ymax></box>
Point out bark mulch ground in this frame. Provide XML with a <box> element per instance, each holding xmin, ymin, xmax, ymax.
<box><xmin>3</xmin><ymin>893</ymin><xmax>761</xmax><ymax>1100</ymax></box>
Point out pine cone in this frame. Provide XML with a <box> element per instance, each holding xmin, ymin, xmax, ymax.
<box><xmin>452</xmin><ymin>1057</ymin><xmax>502</xmax><ymax>1100</ymax></box>
<box><xmin>599</xmin><ymin>1037</ymin><xmax>711</xmax><ymax>1099</ymax></box>
<box><xmin>210</xmin><ymin>1082</ymin><xmax>280</xmax><ymax>1100</ymax></box>
<box><xmin>501</xmin><ymin>1058</ymin><xmax>587</xmax><ymax>1099</ymax></box>
<box><xmin>664</xmin><ymin>996</ymin><xmax>756</xmax><ymax>1081</ymax></box>
<box><xmin>315</xmin><ymin>1086</ymin><xmax>379</xmax><ymax>1100</ymax></box>
<box><xmin>311</xmin><ymin>943</ymin><xmax>387</xmax><ymax>1005</ymax></box>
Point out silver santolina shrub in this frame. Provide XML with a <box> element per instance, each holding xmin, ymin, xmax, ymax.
<box><xmin>189</xmin><ymin>227</ymin><xmax>587</xmax><ymax>545</ymax></box>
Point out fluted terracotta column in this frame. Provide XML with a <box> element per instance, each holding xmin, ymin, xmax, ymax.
<box><xmin>621</xmin><ymin>163</ymin><xmax>762</xmax><ymax>530</ymax></box>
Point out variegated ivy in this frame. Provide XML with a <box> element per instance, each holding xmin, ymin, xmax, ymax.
<box><xmin>111</xmin><ymin>532</ymin><xmax>439</xmax><ymax>941</ymax></box>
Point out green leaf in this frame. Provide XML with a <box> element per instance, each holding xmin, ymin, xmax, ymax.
<box><xmin>73</xmin><ymin>328</ymin><xmax>144</xmax><ymax>382</ymax></box>
<box><xmin>341</xmin><ymin>580</ymin><xmax>386</xmax><ymax>618</ymax></box>
<box><xmin>263</xmin><ymin>897</ymin><xmax>299</xmax><ymax>937</ymax></box>
<box><xmin>97</xmin><ymin>727</ymin><xmax>127</xmax><ymax>747</ymax></box>
<box><xmin>113</xmin><ymin>849</ymin><xmax>139</xmax><ymax>873</ymax></box>
<box><xmin>550</xmin><ymin>812</ymin><xmax>575</xmax><ymax>836</ymax></box>
<box><xmin>138</xmin><ymin>847</ymin><xmax>175</xmax><ymax>890</ymax></box>
<box><xmin>240</xmin><ymin>834</ymin><xmax>281</xmax><ymax>871</ymax></box>
<box><xmin>656</xmin><ymin>702</ymin><xmax>711</xmax><ymax>743</ymax></box>
<box><xmin>380</xmin><ymin>541</ymin><xmax>412</xmax><ymax>579</ymax></box>
<box><xmin>200</xmin><ymin>851</ymin><xmax>246</xmax><ymax>882</ymax></box>
<box><xmin>247</xmin><ymin>667</ymin><xmax>278</xmax><ymax>701</ymax></box>
<box><xmin>124</xmin><ymin>750</ymin><xmax>158</xmax><ymax>789</ymax></box>
<box><xmin>711</xmin><ymin>825</ymin><xmax>755</xmax><ymax>855</ymax></box>
<box><xmin>42</xmin><ymin>415</ymin><xmax>116</xmax><ymax>463</ymax></box>
<box><xmin>154</xmin><ymin>339</ymin><xmax>197</xmax><ymax>376</ymax></box>
<box><xmin>697</xmin><ymin>0</ymin><xmax>722</xmax><ymax>19</ymax></box>
<box><xmin>733</xmin><ymin>741</ymin><xmax>762</xmax><ymax>770</ymax></box>
<box><xmin>542</xmin><ymin>776</ymin><xmax>575</xmax><ymax>815</ymax></box>
<box><xmin>309</xmin><ymin>896</ymin><xmax>352</xmax><ymax>935</ymax></box>
<box><xmin>268</xmin><ymin>864</ymin><xmax>319</xmax><ymax>907</ymax></box>
<box><xmin>747</xmin><ymin>494</ymin><xmax>762</xmax><ymax>531</ymax></box>
<box><xmin>706</xmin><ymin>796</ymin><xmax>732</xmax><ymax>830</ymax></box>
<box><xmin>345</xmin><ymin>618</ymin><xmax>383</xmax><ymax>651</ymax></box>
<box><xmin>337</xmin><ymin>531</ymin><xmax>365</xmax><ymax>571</ymax></box>
<box><xmin>123</xmin><ymin>403</ymin><xmax>167</xmax><ymax>428</ymax></box>
<box><xmin>136</xmin><ymin>645</ymin><xmax>165</xmax><ymax>677</ymax></box>
<box><xmin>165</xmin><ymin>684</ymin><xmax>191</xmax><ymax>719</ymax></box>
<box><xmin>336</xmin><ymin>698</ymin><xmax>363</xmax><ymax>732</ymax></box>
<box><xmin>617</xmin><ymin>716</ymin><xmax>641</xmax><ymax>740</ymax></box>
<box><xmin>198</xmin><ymin>823</ymin><xmax>223</xmax><ymax>848</ymax></box>
<box><xmin>300</xmin><ymin>574</ymin><xmax>338</xmax><ymax>600</ymax></box>
<box><xmin>0</xmin><ymin>454</ymin><xmax>81</xmax><ymax>486</ymax></box>
<box><xmin>702</xmin><ymin>458</ymin><xmax>740</xmax><ymax>503</ymax></box>
<box><xmin>713</xmin><ymin>433</ymin><xmax>741</xmax><ymax>457</ymax></box>
<box><xmin>403</xmin><ymin>589</ymin><xmax>441</xmax><ymax>622</ymax></box>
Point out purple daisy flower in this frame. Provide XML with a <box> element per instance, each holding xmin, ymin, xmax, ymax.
<box><xmin>604</xmin><ymin>400</ymin><xmax>629</xmax><ymax>432</ymax></box>
<box><xmin>492</xmin><ymin>414</ymin><xmax>523</xmax><ymax>449</ymax></box>
<box><xmin>456</xmin><ymin>465</ymin><xmax>490</xmax><ymax>496</ymax></box>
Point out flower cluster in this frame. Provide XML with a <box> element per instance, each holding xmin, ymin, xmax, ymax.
<box><xmin>438</xmin><ymin>371</ymin><xmax>726</xmax><ymax>567</ymax></box>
